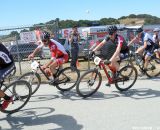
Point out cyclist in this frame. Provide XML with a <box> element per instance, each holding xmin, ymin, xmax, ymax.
<box><xmin>128</xmin><ymin>28</ymin><xmax>158</xmax><ymax>73</ymax></box>
<box><xmin>153</xmin><ymin>27</ymin><xmax>160</xmax><ymax>46</ymax></box>
<box><xmin>91</xmin><ymin>25</ymin><xmax>128</xmax><ymax>72</ymax></box>
<box><xmin>0</xmin><ymin>42</ymin><xmax>15</xmax><ymax>110</ymax></box>
<box><xmin>28</xmin><ymin>32</ymin><xmax>69</xmax><ymax>82</ymax></box>
<box><xmin>153</xmin><ymin>28</ymin><xmax>160</xmax><ymax>58</ymax></box>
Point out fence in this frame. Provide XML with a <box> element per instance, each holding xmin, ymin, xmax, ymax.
<box><xmin>1</xmin><ymin>24</ymin><xmax>160</xmax><ymax>79</ymax></box>
<box><xmin>0</xmin><ymin>22</ymin><xmax>59</xmax><ymax>77</ymax></box>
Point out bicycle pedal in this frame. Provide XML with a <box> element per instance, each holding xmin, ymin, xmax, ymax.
<box><xmin>123</xmin><ymin>76</ymin><xmax>129</xmax><ymax>81</ymax></box>
<box><xmin>105</xmin><ymin>83</ymin><xmax>111</xmax><ymax>87</ymax></box>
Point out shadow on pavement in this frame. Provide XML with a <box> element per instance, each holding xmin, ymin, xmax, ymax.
<box><xmin>0</xmin><ymin>107</ymin><xmax>83</xmax><ymax>130</ymax></box>
<box><xmin>58</xmin><ymin>89</ymin><xmax>120</xmax><ymax>101</ymax></box>
<box><xmin>29</xmin><ymin>94</ymin><xmax>59</xmax><ymax>102</ymax></box>
<box><xmin>113</xmin><ymin>87</ymin><xmax>160</xmax><ymax>100</ymax></box>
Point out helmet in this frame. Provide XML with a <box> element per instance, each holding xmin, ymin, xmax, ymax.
<box><xmin>108</xmin><ymin>25</ymin><xmax>118</xmax><ymax>35</ymax></box>
<box><xmin>153</xmin><ymin>28</ymin><xmax>160</xmax><ymax>32</ymax></box>
<box><xmin>41</xmin><ymin>31</ymin><xmax>50</xmax><ymax>41</ymax></box>
<box><xmin>136</xmin><ymin>28</ymin><xmax>143</xmax><ymax>33</ymax></box>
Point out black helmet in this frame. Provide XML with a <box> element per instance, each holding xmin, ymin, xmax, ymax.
<box><xmin>108</xmin><ymin>25</ymin><xmax>118</xmax><ymax>35</ymax></box>
<box><xmin>136</xmin><ymin>28</ymin><xmax>143</xmax><ymax>33</ymax></box>
<box><xmin>41</xmin><ymin>31</ymin><xmax>50</xmax><ymax>41</ymax></box>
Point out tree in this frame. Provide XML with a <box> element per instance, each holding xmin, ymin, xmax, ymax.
<box><xmin>9</xmin><ymin>31</ymin><xmax>20</xmax><ymax>39</ymax></box>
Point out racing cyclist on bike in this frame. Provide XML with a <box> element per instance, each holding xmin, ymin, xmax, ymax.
<box><xmin>28</xmin><ymin>32</ymin><xmax>68</xmax><ymax>83</ymax></box>
<box><xmin>0</xmin><ymin>42</ymin><xmax>15</xmax><ymax>110</ymax></box>
<box><xmin>128</xmin><ymin>28</ymin><xmax>158</xmax><ymax>73</ymax></box>
<box><xmin>91</xmin><ymin>25</ymin><xmax>128</xmax><ymax>72</ymax></box>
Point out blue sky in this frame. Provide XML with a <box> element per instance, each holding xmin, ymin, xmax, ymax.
<box><xmin>0</xmin><ymin>0</ymin><xmax>160</xmax><ymax>27</ymax></box>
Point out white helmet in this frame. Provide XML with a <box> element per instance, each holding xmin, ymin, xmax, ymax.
<box><xmin>153</xmin><ymin>28</ymin><xmax>160</xmax><ymax>32</ymax></box>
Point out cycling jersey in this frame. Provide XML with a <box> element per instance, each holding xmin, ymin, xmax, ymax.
<box><xmin>141</xmin><ymin>32</ymin><xmax>155</xmax><ymax>46</ymax></box>
<box><xmin>0</xmin><ymin>43</ymin><xmax>14</xmax><ymax>69</ymax></box>
<box><xmin>140</xmin><ymin>32</ymin><xmax>157</xmax><ymax>56</ymax></box>
<box><xmin>101</xmin><ymin>34</ymin><xmax>128</xmax><ymax>60</ymax></box>
<box><xmin>38</xmin><ymin>39</ymin><xmax>68</xmax><ymax>65</ymax></box>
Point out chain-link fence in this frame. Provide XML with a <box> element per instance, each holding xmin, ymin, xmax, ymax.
<box><xmin>1</xmin><ymin>24</ymin><xmax>159</xmax><ymax>81</ymax></box>
<box><xmin>0</xmin><ymin>22</ymin><xmax>59</xmax><ymax>77</ymax></box>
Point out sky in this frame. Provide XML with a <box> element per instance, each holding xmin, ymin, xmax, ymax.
<box><xmin>0</xmin><ymin>0</ymin><xmax>160</xmax><ymax>28</ymax></box>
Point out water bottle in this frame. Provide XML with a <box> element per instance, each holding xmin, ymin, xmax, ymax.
<box><xmin>108</xmin><ymin>70</ymin><xmax>112</xmax><ymax>78</ymax></box>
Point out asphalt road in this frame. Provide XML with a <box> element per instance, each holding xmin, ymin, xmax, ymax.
<box><xmin>0</xmin><ymin>76</ymin><xmax>160</xmax><ymax>130</ymax></box>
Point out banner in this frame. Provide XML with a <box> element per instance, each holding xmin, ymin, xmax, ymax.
<box><xmin>20</xmin><ymin>31</ymin><xmax>37</xmax><ymax>43</ymax></box>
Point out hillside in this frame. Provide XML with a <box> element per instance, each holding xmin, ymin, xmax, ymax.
<box><xmin>119</xmin><ymin>18</ymin><xmax>145</xmax><ymax>25</ymax></box>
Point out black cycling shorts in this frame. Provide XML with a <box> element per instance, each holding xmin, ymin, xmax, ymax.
<box><xmin>0</xmin><ymin>63</ymin><xmax>15</xmax><ymax>82</ymax></box>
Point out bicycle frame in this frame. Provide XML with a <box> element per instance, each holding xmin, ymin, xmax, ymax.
<box><xmin>93</xmin><ymin>56</ymin><xmax>116</xmax><ymax>84</ymax></box>
<box><xmin>31</xmin><ymin>60</ymin><xmax>59</xmax><ymax>81</ymax></box>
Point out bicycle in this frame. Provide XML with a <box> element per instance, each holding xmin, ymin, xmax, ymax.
<box><xmin>135</xmin><ymin>53</ymin><xmax>160</xmax><ymax>77</ymax></box>
<box><xmin>0</xmin><ymin>67</ymin><xmax>31</xmax><ymax>114</ymax></box>
<box><xmin>19</xmin><ymin>60</ymin><xmax>80</xmax><ymax>95</ymax></box>
<box><xmin>76</xmin><ymin>54</ymin><xmax>138</xmax><ymax>98</ymax></box>
<box><xmin>128</xmin><ymin>48</ymin><xmax>160</xmax><ymax>78</ymax></box>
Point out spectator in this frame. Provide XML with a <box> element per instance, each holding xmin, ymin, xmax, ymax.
<box><xmin>69</xmin><ymin>25</ymin><xmax>80</xmax><ymax>70</ymax></box>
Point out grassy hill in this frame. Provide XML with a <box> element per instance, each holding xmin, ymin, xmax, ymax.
<box><xmin>119</xmin><ymin>18</ymin><xmax>145</xmax><ymax>25</ymax></box>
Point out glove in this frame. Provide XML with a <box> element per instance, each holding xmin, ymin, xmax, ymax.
<box><xmin>89</xmin><ymin>51</ymin><xmax>95</xmax><ymax>58</ymax></box>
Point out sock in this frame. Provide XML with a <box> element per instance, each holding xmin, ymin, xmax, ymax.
<box><xmin>3</xmin><ymin>95</ymin><xmax>11</xmax><ymax>100</ymax></box>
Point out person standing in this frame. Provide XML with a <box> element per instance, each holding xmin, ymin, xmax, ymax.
<box><xmin>69</xmin><ymin>26</ymin><xmax>80</xmax><ymax>70</ymax></box>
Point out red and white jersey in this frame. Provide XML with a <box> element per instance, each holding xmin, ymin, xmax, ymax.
<box><xmin>38</xmin><ymin>39</ymin><xmax>67</xmax><ymax>58</ymax></box>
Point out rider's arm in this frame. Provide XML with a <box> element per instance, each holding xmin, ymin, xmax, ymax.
<box><xmin>28</xmin><ymin>44</ymin><xmax>43</xmax><ymax>59</ymax></box>
<box><xmin>92</xmin><ymin>39</ymin><xmax>106</xmax><ymax>52</ymax></box>
<box><xmin>32</xmin><ymin>47</ymin><xmax>41</xmax><ymax>56</ymax></box>
<box><xmin>128</xmin><ymin>35</ymin><xmax>138</xmax><ymax>46</ymax></box>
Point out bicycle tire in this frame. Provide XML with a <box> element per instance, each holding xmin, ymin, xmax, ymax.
<box><xmin>1</xmin><ymin>80</ymin><xmax>31</xmax><ymax>114</ymax></box>
<box><xmin>115</xmin><ymin>65</ymin><xmax>137</xmax><ymax>91</ymax></box>
<box><xmin>76</xmin><ymin>69</ymin><xmax>102</xmax><ymax>98</ymax></box>
<box><xmin>55</xmin><ymin>67</ymin><xmax>80</xmax><ymax>91</ymax></box>
<box><xmin>19</xmin><ymin>72</ymin><xmax>41</xmax><ymax>95</ymax></box>
<box><xmin>145</xmin><ymin>57</ymin><xmax>160</xmax><ymax>78</ymax></box>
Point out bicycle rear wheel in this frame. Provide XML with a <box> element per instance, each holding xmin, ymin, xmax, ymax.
<box><xmin>55</xmin><ymin>67</ymin><xmax>80</xmax><ymax>91</ymax></box>
<box><xmin>19</xmin><ymin>72</ymin><xmax>41</xmax><ymax>95</ymax></box>
<box><xmin>145</xmin><ymin>58</ymin><xmax>160</xmax><ymax>78</ymax></box>
<box><xmin>76</xmin><ymin>69</ymin><xmax>102</xmax><ymax>98</ymax></box>
<box><xmin>1</xmin><ymin>80</ymin><xmax>31</xmax><ymax>114</ymax></box>
<box><xmin>115</xmin><ymin>65</ymin><xmax>137</xmax><ymax>91</ymax></box>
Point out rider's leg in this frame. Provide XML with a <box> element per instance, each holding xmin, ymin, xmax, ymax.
<box><xmin>110</xmin><ymin>56</ymin><xmax>120</xmax><ymax>72</ymax></box>
<box><xmin>144</xmin><ymin>54</ymin><xmax>151</xmax><ymax>70</ymax></box>
<box><xmin>49</xmin><ymin>61</ymin><xmax>58</xmax><ymax>76</ymax></box>
<box><xmin>0</xmin><ymin>90</ymin><xmax>13</xmax><ymax>110</ymax></box>
<box><xmin>0</xmin><ymin>90</ymin><xmax>5</xmax><ymax>98</ymax></box>
<box><xmin>135</xmin><ymin>46</ymin><xmax>144</xmax><ymax>56</ymax></box>
<box><xmin>155</xmin><ymin>50</ymin><xmax>160</xmax><ymax>59</ymax></box>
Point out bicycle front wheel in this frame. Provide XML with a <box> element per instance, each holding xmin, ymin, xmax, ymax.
<box><xmin>76</xmin><ymin>69</ymin><xmax>102</xmax><ymax>98</ymax></box>
<box><xmin>19</xmin><ymin>72</ymin><xmax>41</xmax><ymax>95</ymax></box>
<box><xmin>115</xmin><ymin>65</ymin><xmax>137</xmax><ymax>91</ymax></box>
<box><xmin>145</xmin><ymin>58</ymin><xmax>160</xmax><ymax>78</ymax></box>
<box><xmin>1</xmin><ymin>80</ymin><xmax>31</xmax><ymax>114</ymax></box>
<box><xmin>55</xmin><ymin>67</ymin><xmax>80</xmax><ymax>91</ymax></box>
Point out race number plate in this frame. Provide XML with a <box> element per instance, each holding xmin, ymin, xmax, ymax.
<box><xmin>31</xmin><ymin>61</ymin><xmax>39</xmax><ymax>70</ymax></box>
<box><xmin>94</xmin><ymin>56</ymin><xmax>101</xmax><ymax>65</ymax></box>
